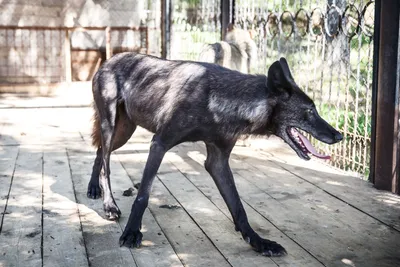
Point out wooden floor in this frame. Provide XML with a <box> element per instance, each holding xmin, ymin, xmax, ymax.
<box><xmin>1</xmin><ymin>103</ymin><xmax>400</xmax><ymax>267</ymax></box>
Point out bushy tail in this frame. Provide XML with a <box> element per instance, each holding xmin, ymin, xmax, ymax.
<box><xmin>91</xmin><ymin>102</ymin><xmax>101</xmax><ymax>148</ymax></box>
<box><xmin>198</xmin><ymin>43</ymin><xmax>221</xmax><ymax>64</ymax></box>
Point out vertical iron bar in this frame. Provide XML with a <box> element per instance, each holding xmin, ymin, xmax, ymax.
<box><xmin>221</xmin><ymin>0</ymin><xmax>233</xmax><ymax>40</ymax></box>
<box><xmin>371</xmin><ymin>0</ymin><xmax>400</xmax><ymax>193</ymax></box>
<box><xmin>161</xmin><ymin>0</ymin><xmax>171</xmax><ymax>59</ymax></box>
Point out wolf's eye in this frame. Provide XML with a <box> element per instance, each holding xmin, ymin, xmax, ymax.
<box><xmin>305</xmin><ymin>108</ymin><xmax>314</xmax><ymax>119</ymax></box>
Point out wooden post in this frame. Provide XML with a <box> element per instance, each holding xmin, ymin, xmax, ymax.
<box><xmin>64</xmin><ymin>29</ymin><xmax>72</xmax><ymax>82</ymax></box>
<box><xmin>146</xmin><ymin>26</ymin><xmax>149</xmax><ymax>55</ymax></box>
<box><xmin>105</xmin><ymin>27</ymin><xmax>112</xmax><ymax>59</ymax></box>
<box><xmin>370</xmin><ymin>0</ymin><xmax>400</xmax><ymax>194</ymax></box>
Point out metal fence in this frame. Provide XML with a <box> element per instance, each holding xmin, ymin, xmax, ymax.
<box><xmin>170</xmin><ymin>0</ymin><xmax>222</xmax><ymax>60</ymax></box>
<box><xmin>0</xmin><ymin>27</ymin><xmax>66</xmax><ymax>84</ymax></box>
<box><xmin>0</xmin><ymin>0</ymin><xmax>158</xmax><ymax>84</ymax></box>
<box><xmin>168</xmin><ymin>0</ymin><xmax>374</xmax><ymax>178</ymax></box>
<box><xmin>233</xmin><ymin>0</ymin><xmax>374</xmax><ymax>177</ymax></box>
<box><xmin>0</xmin><ymin>26</ymin><xmax>148</xmax><ymax>84</ymax></box>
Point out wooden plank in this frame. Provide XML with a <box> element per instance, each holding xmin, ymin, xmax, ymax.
<box><xmin>0</xmin><ymin>145</ymin><xmax>43</xmax><ymax>267</ymax></box>
<box><xmin>117</xmin><ymin>145</ymin><xmax>278</xmax><ymax>267</ymax></box>
<box><xmin>200</xmin><ymin>144</ymin><xmax>400</xmax><ymax>267</ymax></box>
<box><xmin>67</xmin><ymin>139</ymin><xmax>183</xmax><ymax>267</ymax></box>
<box><xmin>106</xmin><ymin>152</ymin><xmax>183</xmax><ymax>267</ymax></box>
<box><xmin>167</xmin><ymin>144</ymin><xmax>324</xmax><ymax>267</ymax></box>
<box><xmin>42</xmin><ymin>149</ymin><xmax>88</xmax><ymax>267</ymax></box>
<box><xmin>66</xmin><ymin>146</ymin><xmax>138</xmax><ymax>267</ymax></box>
<box><xmin>65</xmin><ymin>29</ymin><xmax>72</xmax><ymax>83</ymax></box>
<box><xmin>105</xmin><ymin>27</ymin><xmax>112</xmax><ymax>59</ymax></box>
<box><xmin>251</xmin><ymin>148</ymin><xmax>400</xmax><ymax>231</ymax></box>
<box><xmin>155</xmin><ymin>156</ymin><xmax>278</xmax><ymax>267</ymax></box>
<box><xmin>116</xmin><ymin>150</ymin><xmax>231</xmax><ymax>267</ymax></box>
<box><xmin>0</xmin><ymin>146</ymin><xmax>19</xmax><ymax>216</ymax></box>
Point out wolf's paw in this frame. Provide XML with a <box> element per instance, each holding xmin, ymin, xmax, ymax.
<box><xmin>249</xmin><ymin>237</ymin><xmax>287</xmax><ymax>257</ymax></box>
<box><xmin>87</xmin><ymin>181</ymin><xmax>102</xmax><ymax>199</ymax></box>
<box><xmin>103</xmin><ymin>201</ymin><xmax>121</xmax><ymax>221</ymax></box>
<box><xmin>119</xmin><ymin>228</ymin><xmax>143</xmax><ymax>248</ymax></box>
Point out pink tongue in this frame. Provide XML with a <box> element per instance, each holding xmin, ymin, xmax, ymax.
<box><xmin>297</xmin><ymin>130</ymin><xmax>331</xmax><ymax>160</ymax></box>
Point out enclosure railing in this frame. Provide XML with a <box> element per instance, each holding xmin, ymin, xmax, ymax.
<box><xmin>233</xmin><ymin>0</ymin><xmax>374</xmax><ymax>178</ymax></box>
<box><xmin>0</xmin><ymin>25</ymin><xmax>150</xmax><ymax>84</ymax></box>
<box><xmin>167</xmin><ymin>0</ymin><xmax>374</xmax><ymax>178</ymax></box>
<box><xmin>169</xmin><ymin>0</ymin><xmax>222</xmax><ymax>60</ymax></box>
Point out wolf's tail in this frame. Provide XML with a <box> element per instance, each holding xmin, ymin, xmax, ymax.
<box><xmin>91</xmin><ymin>102</ymin><xmax>101</xmax><ymax>148</ymax></box>
<box><xmin>198</xmin><ymin>43</ymin><xmax>222</xmax><ymax>64</ymax></box>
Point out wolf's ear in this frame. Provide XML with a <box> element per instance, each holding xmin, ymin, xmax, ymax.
<box><xmin>267</xmin><ymin>58</ymin><xmax>294</xmax><ymax>95</ymax></box>
<box><xmin>279</xmin><ymin>57</ymin><xmax>294</xmax><ymax>80</ymax></box>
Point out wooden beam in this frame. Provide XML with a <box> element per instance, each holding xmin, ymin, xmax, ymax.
<box><xmin>64</xmin><ymin>29</ymin><xmax>72</xmax><ymax>83</ymax></box>
<box><xmin>371</xmin><ymin>0</ymin><xmax>400</xmax><ymax>194</ymax></box>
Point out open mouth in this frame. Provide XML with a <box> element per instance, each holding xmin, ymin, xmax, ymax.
<box><xmin>287</xmin><ymin>127</ymin><xmax>331</xmax><ymax>160</ymax></box>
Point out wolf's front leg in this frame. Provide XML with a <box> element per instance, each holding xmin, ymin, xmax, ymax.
<box><xmin>204</xmin><ymin>142</ymin><xmax>287</xmax><ymax>257</ymax></box>
<box><xmin>119</xmin><ymin>136</ymin><xmax>166</xmax><ymax>248</ymax></box>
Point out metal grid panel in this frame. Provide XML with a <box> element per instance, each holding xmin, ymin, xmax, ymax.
<box><xmin>0</xmin><ymin>28</ymin><xmax>66</xmax><ymax>84</ymax></box>
<box><xmin>234</xmin><ymin>0</ymin><xmax>374</xmax><ymax>177</ymax></box>
<box><xmin>0</xmin><ymin>0</ymin><xmax>160</xmax><ymax>84</ymax></box>
<box><xmin>170</xmin><ymin>0</ymin><xmax>222</xmax><ymax>60</ymax></box>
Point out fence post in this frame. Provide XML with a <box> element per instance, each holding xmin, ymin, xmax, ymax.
<box><xmin>161</xmin><ymin>0</ymin><xmax>171</xmax><ymax>59</ymax></box>
<box><xmin>221</xmin><ymin>0</ymin><xmax>234</xmax><ymax>40</ymax></box>
<box><xmin>105</xmin><ymin>27</ymin><xmax>112</xmax><ymax>59</ymax></box>
<box><xmin>64</xmin><ymin>29</ymin><xmax>72</xmax><ymax>82</ymax></box>
<box><xmin>370</xmin><ymin>0</ymin><xmax>400</xmax><ymax>194</ymax></box>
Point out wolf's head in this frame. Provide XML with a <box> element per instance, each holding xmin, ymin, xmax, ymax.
<box><xmin>267</xmin><ymin>58</ymin><xmax>343</xmax><ymax>160</ymax></box>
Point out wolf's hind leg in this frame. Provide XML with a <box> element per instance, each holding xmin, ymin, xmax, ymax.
<box><xmin>204</xmin><ymin>142</ymin><xmax>287</xmax><ymax>257</ymax></box>
<box><xmin>88</xmin><ymin>104</ymin><xmax>136</xmax><ymax>200</ymax></box>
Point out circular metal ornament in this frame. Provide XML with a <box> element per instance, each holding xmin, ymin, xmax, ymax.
<box><xmin>266</xmin><ymin>13</ymin><xmax>279</xmax><ymax>37</ymax></box>
<box><xmin>310</xmin><ymin>8</ymin><xmax>324</xmax><ymax>36</ymax></box>
<box><xmin>280</xmin><ymin>11</ymin><xmax>294</xmax><ymax>38</ymax></box>
<box><xmin>361</xmin><ymin>1</ymin><xmax>374</xmax><ymax>37</ymax></box>
<box><xmin>295</xmin><ymin>8</ymin><xmax>309</xmax><ymax>37</ymax></box>
<box><xmin>342</xmin><ymin>4</ymin><xmax>361</xmax><ymax>38</ymax></box>
<box><xmin>325</xmin><ymin>5</ymin><xmax>342</xmax><ymax>37</ymax></box>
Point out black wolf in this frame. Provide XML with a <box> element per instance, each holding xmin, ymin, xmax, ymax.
<box><xmin>198</xmin><ymin>24</ymin><xmax>258</xmax><ymax>74</ymax></box>
<box><xmin>88</xmin><ymin>53</ymin><xmax>342</xmax><ymax>256</ymax></box>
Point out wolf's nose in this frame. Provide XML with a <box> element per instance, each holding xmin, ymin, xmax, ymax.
<box><xmin>334</xmin><ymin>132</ymin><xmax>343</xmax><ymax>142</ymax></box>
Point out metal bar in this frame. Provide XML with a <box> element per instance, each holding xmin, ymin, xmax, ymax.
<box><xmin>221</xmin><ymin>0</ymin><xmax>233</xmax><ymax>40</ymax></box>
<box><xmin>161</xmin><ymin>0</ymin><xmax>171</xmax><ymax>59</ymax></box>
<box><xmin>371</xmin><ymin>0</ymin><xmax>400</xmax><ymax>194</ymax></box>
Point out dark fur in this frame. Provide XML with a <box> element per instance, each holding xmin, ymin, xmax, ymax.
<box><xmin>88</xmin><ymin>52</ymin><xmax>342</xmax><ymax>256</ymax></box>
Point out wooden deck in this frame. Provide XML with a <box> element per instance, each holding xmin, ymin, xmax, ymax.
<box><xmin>1</xmin><ymin>100</ymin><xmax>400</xmax><ymax>267</ymax></box>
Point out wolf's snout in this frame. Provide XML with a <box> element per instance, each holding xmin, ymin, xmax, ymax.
<box><xmin>334</xmin><ymin>132</ymin><xmax>343</xmax><ymax>142</ymax></box>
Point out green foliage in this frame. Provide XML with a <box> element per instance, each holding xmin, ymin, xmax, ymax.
<box><xmin>319</xmin><ymin>103</ymin><xmax>371</xmax><ymax>140</ymax></box>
